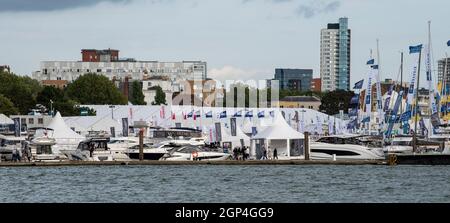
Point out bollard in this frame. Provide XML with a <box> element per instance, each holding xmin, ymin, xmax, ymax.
<box><xmin>332</xmin><ymin>154</ymin><xmax>336</xmax><ymax>161</ymax></box>
<box><xmin>139</xmin><ymin>129</ymin><xmax>144</xmax><ymax>161</ymax></box>
<box><xmin>304</xmin><ymin>132</ymin><xmax>310</xmax><ymax>160</ymax></box>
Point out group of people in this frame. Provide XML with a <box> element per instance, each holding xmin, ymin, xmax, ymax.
<box><xmin>232</xmin><ymin>146</ymin><xmax>250</xmax><ymax>161</ymax></box>
<box><xmin>10</xmin><ymin>142</ymin><xmax>32</xmax><ymax>162</ymax></box>
<box><xmin>261</xmin><ymin>145</ymin><xmax>278</xmax><ymax>160</ymax></box>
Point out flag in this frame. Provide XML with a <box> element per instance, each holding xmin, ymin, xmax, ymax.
<box><xmin>171</xmin><ymin>112</ymin><xmax>176</xmax><ymax>120</ymax></box>
<box><xmin>205</xmin><ymin>111</ymin><xmax>213</xmax><ymax>118</ymax></box>
<box><xmin>371</xmin><ymin>65</ymin><xmax>379</xmax><ymax>69</ymax></box>
<box><xmin>258</xmin><ymin>111</ymin><xmax>265</xmax><ymax>118</ymax></box>
<box><xmin>160</xmin><ymin>106</ymin><xmax>165</xmax><ymax>119</ymax></box>
<box><xmin>409</xmin><ymin>44</ymin><xmax>423</xmax><ymax>54</ymax></box>
<box><xmin>353</xmin><ymin>80</ymin><xmax>364</xmax><ymax>89</ymax></box>
<box><xmin>361</xmin><ymin>117</ymin><xmax>370</xmax><ymax>123</ymax></box>
<box><xmin>233</xmin><ymin>110</ymin><xmax>242</xmax><ymax>117</ymax></box>
<box><xmin>245</xmin><ymin>110</ymin><xmax>253</xmax><ymax>118</ymax></box>
<box><xmin>219</xmin><ymin>111</ymin><xmax>227</xmax><ymax>119</ymax></box>
<box><xmin>269</xmin><ymin>111</ymin><xmax>275</xmax><ymax>117</ymax></box>
<box><xmin>183</xmin><ymin>112</ymin><xmax>187</xmax><ymax>120</ymax></box>
<box><xmin>400</xmin><ymin>111</ymin><xmax>412</xmax><ymax>122</ymax></box>
<box><xmin>187</xmin><ymin>111</ymin><xmax>194</xmax><ymax>118</ymax></box>
<box><xmin>447</xmin><ymin>40</ymin><xmax>450</xmax><ymax>47</ymax></box>
<box><xmin>367</xmin><ymin>59</ymin><xmax>375</xmax><ymax>65</ymax></box>
<box><xmin>350</xmin><ymin>94</ymin><xmax>360</xmax><ymax>105</ymax></box>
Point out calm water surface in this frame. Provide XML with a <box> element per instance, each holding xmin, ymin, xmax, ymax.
<box><xmin>0</xmin><ymin>165</ymin><xmax>449</xmax><ymax>203</ymax></box>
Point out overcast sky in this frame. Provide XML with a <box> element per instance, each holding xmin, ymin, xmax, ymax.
<box><xmin>1</xmin><ymin>0</ymin><xmax>449</xmax><ymax>86</ymax></box>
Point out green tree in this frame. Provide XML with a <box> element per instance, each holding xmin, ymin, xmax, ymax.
<box><xmin>319</xmin><ymin>90</ymin><xmax>355</xmax><ymax>115</ymax></box>
<box><xmin>65</xmin><ymin>73</ymin><xmax>127</xmax><ymax>105</ymax></box>
<box><xmin>151</xmin><ymin>86</ymin><xmax>166</xmax><ymax>105</ymax></box>
<box><xmin>36</xmin><ymin>86</ymin><xmax>64</xmax><ymax>108</ymax></box>
<box><xmin>130</xmin><ymin>80</ymin><xmax>146</xmax><ymax>105</ymax></box>
<box><xmin>0</xmin><ymin>94</ymin><xmax>19</xmax><ymax>116</ymax></box>
<box><xmin>0</xmin><ymin>71</ymin><xmax>39</xmax><ymax>114</ymax></box>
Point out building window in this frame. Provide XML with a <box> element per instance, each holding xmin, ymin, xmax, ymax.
<box><xmin>21</xmin><ymin>118</ymin><xmax>26</xmax><ymax>124</ymax></box>
<box><xmin>28</xmin><ymin>118</ymin><xmax>34</xmax><ymax>125</ymax></box>
<box><xmin>57</xmin><ymin>77</ymin><xmax>61</xmax><ymax>80</ymax></box>
<box><xmin>97</xmin><ymin>69</ymin><xmax>102</xmax><ymax>72</ymax></box>
<box><xmin>38</xmin><ymin>118</ymin><xmax>44</xmax><ymax>124</ymax></box>
<box><xmin>77</xmin><ymin>69</ymin><xmax>80</xmax><ymax>73</ymax></box>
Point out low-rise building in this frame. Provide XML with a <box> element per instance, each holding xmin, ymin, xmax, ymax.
<box><xmin>275</xmin><ymin>96</ymin><xmax>321</xmax><ymax>110</ymax></box>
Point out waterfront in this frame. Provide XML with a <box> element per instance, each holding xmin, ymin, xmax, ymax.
<box><xmin>0</xmin><ymin>165</ymin><xmax>449</xmax><ymax>203</ymax></box>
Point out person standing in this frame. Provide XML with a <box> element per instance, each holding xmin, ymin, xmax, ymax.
<box><xmin>273</xmin><ymin>148</ymin><xmax>278</xmax><ymax>160</ymax></box>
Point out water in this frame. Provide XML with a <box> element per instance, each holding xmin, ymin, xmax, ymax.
<box><xmin>0</xmin><ymin>165</ymin><xmax>449</xmax><ymax>203</ymax></box>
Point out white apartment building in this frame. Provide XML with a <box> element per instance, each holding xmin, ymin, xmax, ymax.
<box><xmin>32</xmin><ymin>60</ymin><xmax>207</xmax><ymax>82</ymax></box>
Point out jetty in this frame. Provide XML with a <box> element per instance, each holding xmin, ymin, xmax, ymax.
<box><xmin>0</xmin><ymin>159</ymin><xmax>386</xmax><ymax>167</ymax></box>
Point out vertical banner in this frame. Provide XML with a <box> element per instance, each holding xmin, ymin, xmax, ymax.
<box><xmin>122</xmin><ymin>118</ymin><xmax>129</xmax><ymax>137</ymax></box>
<box><xmin>365</xmin><ymin>69</ymin><xmax>373</xmax><ymax>121</ymax></box>
<box><xmin>424</xmin><ymin>44</ymin><xmax>438</xmax><ymax>122</ymax></box>
<box><xmin>230</xmin><ymin>118</ymin><xmax>237</xmax><ymax>137</ymax></box>
<box><xmin>373</xmin><ymin>66</ymin><xmax>383</xmax><ymax>126</ymax></box>
<box><xmin>215</xmin><ymin>122</ymin><xmax>222</xmax><ymax>142</ymax></box>
<box><xmin>251</xmin><ymin>127</ymin><xmax>257</xmax><ymax>136</ymax></box>
<box><xmin>13</xmin><ymin>118</ymin><xmax>21</xmax><ymax>137</ymax></box>
<box><xmin>406</xmin><ymin>45</ymin><xmax>423</xmax><ymax>110</ymax></box>
<box><xmin>110</xmin><ymin>127</ymin><xmax>116</xmax><ymax>138</ymax></box>
<box><xmin>385</xmin><ymin>90</ymin><xmax>404</xmax><ymax>137</ymax></box>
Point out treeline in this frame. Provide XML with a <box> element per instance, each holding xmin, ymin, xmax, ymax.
<box><xmin>0</xmin><ymin>72</ymin><xmax>136</xmax><ymax>116</ymax></box>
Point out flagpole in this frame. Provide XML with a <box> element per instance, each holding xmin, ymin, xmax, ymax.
<box><xmin>400</xmin><ymin>52</ymin><xmax>404</xmax><ymax>131</ymax></box>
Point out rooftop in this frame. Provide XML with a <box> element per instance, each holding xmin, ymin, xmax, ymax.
<box><xmin>280</xmin><ymin>96</ymin><xmax>321</xmax><ymax>102</ymax></box>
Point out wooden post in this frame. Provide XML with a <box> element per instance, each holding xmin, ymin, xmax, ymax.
<box><xmin>304</xmin><ymin>132</ymin><xmax>310</xmax><ymax>160</ymax></box>
<box><xmin>139</xmin><ymin>129</ymin><xmax>144</xmax><ymax>161</ymax></box>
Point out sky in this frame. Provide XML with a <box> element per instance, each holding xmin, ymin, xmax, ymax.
<box><xmin>1</xmin><ymin>0</ymin><xmax>449</xmax><ymax>87</ymax></box>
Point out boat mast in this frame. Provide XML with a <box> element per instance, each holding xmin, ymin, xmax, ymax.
<box><xmin>413</xmin><ymin>47</ymin><xmax>423</xmax><ymax>153</ymax></box>
<box><xmin>445</xmin><ymin>53</ymin><xmax>449</xmax><ymax>122</ymax></box>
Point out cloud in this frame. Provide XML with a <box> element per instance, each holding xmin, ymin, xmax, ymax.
<box><xmin>296</xmin><ymin>1</ymin><xmax>341</xmax><ymax>19</ymax></box>
<box><xmin>208</xmin><ymin>66</ymin><xmax>271</xmax><ymax>82</ymax></box>
<box><xmin>0</xmin><ymin>0</ymin><xmax>131</xmax><ymax>12</ymax></box>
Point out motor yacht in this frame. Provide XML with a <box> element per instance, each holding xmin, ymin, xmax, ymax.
<box><xmin>160</xmin><ymin>145</ymin><xmax>231</xmax><ymax>161</ymax></box>
<box><xmin>310</xmin><ymin>135</ymin><xmax>385</xmax><ymax>160</ymax></box>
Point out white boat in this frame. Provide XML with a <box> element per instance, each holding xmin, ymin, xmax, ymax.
<box><xmin>161</xmin><ymin>145</ymin><xmax>231</xmax><ymax>161</ymax></box>
<box><xmin>124</xmin><ymin>142</ymin><xmax>170</xmax><ymax>160</ymax></box>
<box><xmin>311</xmin><ymin>136</ymin><xmax>385</xmax><ymax>160</ymax></box>
<box><xmin>108</xmin><ymin>137</ymin><xmax>141</xmax><ymax>161</ymax></box>
<box><xmin>385</xmin><ymin>136</ymin><xmax>413</xmax><ymax>154</ymax></box>
<box><xmin>30</xmin><ymin>135</ymin><xmax>68</xmax><ymax>161</ymax></box>
<box><xmin>0</xmin><ymin>134</ymin><xmax>26</xmax><ymax>161</ymax></box>
<box><xmin>65</xmin><ymin>137</ymin><xmax>114</xmax><ymax>161</ymax></box>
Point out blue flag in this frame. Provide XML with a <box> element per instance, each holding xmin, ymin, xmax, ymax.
<box><xmin>409</xmin><ymin>44</ymin><xmax>423</xmax><ymax>54</ymax></box>
<box><xmin>400</xmin><ymin>111</ymin><xmax>412</xmax><ymax>122</ymax></box>
<box><xmin>353</xmin><ymin>79</ymin><xmax>364</xmax><ymax>89</ymax></box>
<box><xmin>187</xmin><ymin>110</ymin><xmax>194</xmax><ymax>118</ymax></box>
<box><xmin>233</xmin><ymin>110</ymin><xmax>242</xmax><ymax>117</ymax></box>
<box><xmin>269</xmin><ymin>111</ymin><xmax>275</xmax><ymax>117</ymax></box>
<box><xmin>258</xmin><ymin>111</ymin><xmax>265</xmax><ymax>118</ymax></box>
<box><xmin>350</xmin><ymin>94</ymin><xmax>360</xmax><ymax>105</ymax></box>
<box><xmin>371</xmin><ymin>65</ymin><xmax>379</xmax><ymax>70</ymax></box>
<box><xmin>361</xmin><ymin>117</ymin><xmax>370</xmax><ymax>123</ymax></box>
<box><xmin>367</xmin><ymin>59</ymin><xmax>375</xmax><ymax>65</ymax></box>
<box><xmin>447</xmin><ymin>40</ymin><xmax>450</xmax><ymax>47</ymax></box>
<box><xmin>205</xmin><ymin>111</ymin><xmax>213</xmax><ymax>118</ymax></box>
<box><xmin>219</xmin><ymin>111</ymin><xmax>227</xmax><ymax>119</ymax></box>
<box><xmin>245</xmin><ymin>110</ymin><xmax>253</xmax><ymax>118</ymax></box>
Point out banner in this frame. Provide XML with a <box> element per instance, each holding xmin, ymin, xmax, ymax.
<box><xmin>122</xmin><ymin>118</ymin><xmax>129</xmax><ymax>137</ymax></box>
<box><xmin>215</xmin><ymin>122</ymin><xmax>222</xmax><ymax>142</ymax></box>
<box><xmin>252</xmin><ymin>127</ymin><xmax>257</xmax><ymax>136</ymax></box>
<box><xmin>353</xmin><ymin>80</ymin><xmax>364</xmax><ymax>89</ymax></box>
<box><xmin>385</xmin><ymin>90</ymin><xmax>403</xmax><ymax>137</ymax></box>
<box><xmin>110</xmin><ymin>127</ymin><xmax>116</xmax><ymax>138</ymax></box>
<box><xmin>372</xmin><ymin>65</ymin><xmax>383</xmax><ymax>127</ymax></box>
<box><xmin>406</xmin><ymin>45</ymin><xmax>423</xmax><ymax>107</ymax></box>
<box><xmin>230</xmin><ymin>118</ymin><xmax>237</xmax><ymax>137</ymax></box>
<box><xmin>365</xmin><ymin>68</ymin><xmax>373</xmax><ymax>119</ymax></box>
<box><xmin>424</xmin><ymin>44</ymin><xmax>439</xmax><ymax>119</ymax></box>
<box><xmin>13</xmin><ymin>118</ymin><xmax>21</xmax><ymax>137</ymax></box>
